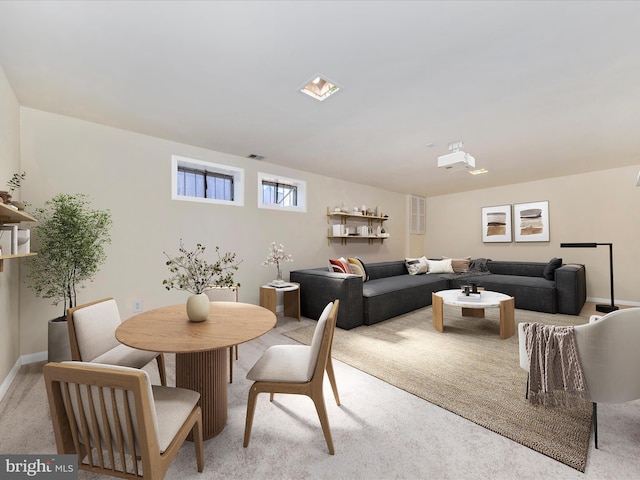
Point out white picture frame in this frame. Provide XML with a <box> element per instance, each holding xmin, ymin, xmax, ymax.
<box><xmin>481</xmin><ymin>205</ymin><xmax>512</xmax><ymax>243</ymax></box>
<box><xmin>514</xmin><ymin>201</ymin><xmax>550</xmax><ymax>242</ymax></box>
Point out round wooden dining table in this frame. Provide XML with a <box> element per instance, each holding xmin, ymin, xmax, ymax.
<box><xmin>116</xmin><ymin>301</ymin><xmax>276</xmax><ymax>440</ymax></box>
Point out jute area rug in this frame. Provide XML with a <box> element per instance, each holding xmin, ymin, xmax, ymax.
<box><xmin>284</xmin><ymin>306</ymin><xmax>592</xmax><ymax>472</ymax></box>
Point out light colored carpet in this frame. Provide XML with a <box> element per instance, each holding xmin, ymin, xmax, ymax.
<box><xmin>284</xmin><ymin>306</ymin><xmax>592</xmax><ymax>471</ymax></box>
<box><xmin>3</xmin><ymin>308</ymin><xmax>639</xmax><ymax>479</ymax></box>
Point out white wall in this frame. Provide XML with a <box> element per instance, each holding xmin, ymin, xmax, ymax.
<box><xmin>18</xmin><ymin>108</ymin><xmax>407</xmax><ymax>356</ymax></box>
<box><xmin>425</xmin><ymin>166</ymin><xmax>640</xmax><ymax>305</ymax></box>
<box><xmin>0</xmin><ymin>65</ymin><xmax>22</xmax><ymax>382</ymax></box>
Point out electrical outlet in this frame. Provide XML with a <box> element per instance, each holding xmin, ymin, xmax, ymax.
<box><xmin>132</xmin><ymin>299</ymin><xmax>143</xmax><ymax>313</ymax></box>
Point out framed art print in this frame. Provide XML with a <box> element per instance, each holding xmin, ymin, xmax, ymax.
<box><xmin>514</xmin><ymin>201</ymin><xmax>549</xmax><ymax>242</ymax></box>
<box><xmin>481</xmin><ymin>205</ymin><xmax>512</xmax><ymax>242</ymax></box>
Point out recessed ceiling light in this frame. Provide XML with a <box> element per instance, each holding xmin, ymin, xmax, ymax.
<box><xmin>469</xmin><ymin>168</ymin><xmax>488</xmax><ymax>175</ymax></box>
<box><xmin>299</xmin><ymin>74</ymin><xmax>341</xmax><ymax>102</ymax></box>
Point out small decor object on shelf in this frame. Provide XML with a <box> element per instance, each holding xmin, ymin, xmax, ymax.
<box><xmin>5</xmin><ymin>171</ymin><xmax>27</xmax><ymax>210</ymax></box>
<box><xmin>262</xmin><ymin>241</ymin><xmax>293</xmax><ymax>286</ymax></box>
<box><xmin>163</xmin><ymin>240</ymin><xmax>241</xmax><ymax>322</ymax></box>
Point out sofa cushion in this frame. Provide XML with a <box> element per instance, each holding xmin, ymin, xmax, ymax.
<box><xmin>443</xmin><ymin>256</ymin><xmax>471</xmax><ymax>273</ymax></box>
<box><xmin>355</xmin><ymin>257</ymin><xmax>370</xmax><ymax>281</ymax></box>
<box><xmin>366</xmin><ymin>261</ymin><xmax>407</xmax><ymax>280</ymax></box>
<box><xmin>543</xmin><ymin>257</ymin><xmax>563</xmax><ymax>280</ymax></box>
<box><xmin>405</xmin><ymin>256</ymin><xmax>428</xmax><ymax>275</ymax></box>
<box><xmin>362</xmin><ymin>274</ymin><xmax>449</xmax><ymax>325</ymax></box>
<box><xmin>487</xmin><ymin>260</ymin><xmax>546</xmax><ymax>277</ymax></box>
<box><xmin>348</xmin><ymin>257</ymin><xmax>368</xmax><ymax>281</ymax></box>
<box><xmin>426</xmin><ymin>258</ymin><xmax>454</xmax><ymax>274</ymax></box>
<box><xmin>328</xmin><ymin>257</ymin><xmax>350</xmax><ymax>274</ymax></box>
<box><xmin>450</xmin><ymin>273</ymin><xmax>557</xmax><ymax>313</ymax></box>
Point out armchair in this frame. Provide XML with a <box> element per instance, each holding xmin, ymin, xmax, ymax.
<box><xmin>518</xmin><ymin>308</ymin><xmax>640</xmax><ymax>448</ymax></box>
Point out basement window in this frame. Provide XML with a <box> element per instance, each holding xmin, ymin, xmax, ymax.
<box><xmin>172</xmin><ymin>155</ymin><xmax>244</xmax><ymax>206</ymax></box>
<box><xmin>258</xmin><ymin>172</ymin><xmax>306</xmax><ymax>212</ymax></box>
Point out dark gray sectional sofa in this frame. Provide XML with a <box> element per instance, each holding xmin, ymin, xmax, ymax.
<box><xmin>290</xmin><ymin>259</ymin><xmax>586</xmax><ymax>329</ymax></box>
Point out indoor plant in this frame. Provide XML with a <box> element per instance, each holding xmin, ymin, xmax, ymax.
<box><xmin>5</xmin><ymin>171</ymin><xmax>27</xmax><ymax>209</ymax></box>
<box><xmin>163</xmin><ymin>240</ymin><xmax>241</xmax><ymax>321</ymax></box>
<box><xmin>25</xmin><ymin>193</ymin><xmax>112</xmax><ymax>361</ymax></box>
<box><xmin>262</xmin><ymin>241</ymin><xmax>293</xmax><ymax>285</ymax></box>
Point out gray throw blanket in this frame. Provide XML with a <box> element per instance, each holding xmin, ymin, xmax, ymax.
<box><xmin>523</xmin><ymin>322</ymin><xmax>588</xmax><ymax>406</ymax></box>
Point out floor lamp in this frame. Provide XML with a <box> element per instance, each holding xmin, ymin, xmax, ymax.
<box><xmin>560</xmin><ymin>242</ymin><xmax>618</xmax><ymax>313</ymax></box>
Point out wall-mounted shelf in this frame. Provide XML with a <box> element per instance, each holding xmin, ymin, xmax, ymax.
<box><xmin>0</xmin><ymin>252</ymin><xmax>37</xmax><ymax>272</ymax></box>
<box><xmin>0</xmin><ymin>203</ymin><xmax>37</xmax><ymax>224</ymax></box>
<box><xmin>0</xmin><ymin>203</ymin><xmax>37</xmax><ymax>272</ymax></box>
<box><xmin>326</xmin><ymin>207</ymin><xmax>389</xmax><ymax>245</ymax></box>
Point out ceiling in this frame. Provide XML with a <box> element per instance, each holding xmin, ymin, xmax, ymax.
<box><xmin>0</xmin><ymin>1</ymin><xmax>639</xmax><ymax>197</ymax></box>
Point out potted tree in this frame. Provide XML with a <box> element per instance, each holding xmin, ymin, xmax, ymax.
<box><xmin>25</xmin><ymin>193</ymin><xmax>112</xmax><ymax>361</ymax></box>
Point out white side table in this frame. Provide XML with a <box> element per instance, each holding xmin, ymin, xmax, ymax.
<box><xmin>259</xmin><ymin>282</ymin><xmax>300</xmax><ymax>321</ymax></box>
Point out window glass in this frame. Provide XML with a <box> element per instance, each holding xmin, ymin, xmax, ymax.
<box><xmin>172</xmin><ymin>155</ymin><xmax>244</xmax><ymax>206</ymax></box>
<box><xmin>258</xmin><ymin>172</ymin><xmax>306</xmax><ymax>212</ymax></box>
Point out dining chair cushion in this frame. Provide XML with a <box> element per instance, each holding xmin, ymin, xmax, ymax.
<box><xmin>152</xmin><ymin>385</ymin><xmax>201</xmax><ymax>453</ymax></box>
<box><xmin>91</xmin><ymin>343</ymin><xmax>161</xmax><ymax>369</ymax></box>
<box><xmin>247</xmin><ymin>302</ymin><xmax>333</xmax><ymax>383</ymax></box>
<box><xmin>246</xmin><ymin>345</ymin><xmax>313</xmax><ymax>382</ymax></box>
<box><xmin>73</xmin><ymin>299</ymin><xmax>122</xmax><ymax>360</ymax></box>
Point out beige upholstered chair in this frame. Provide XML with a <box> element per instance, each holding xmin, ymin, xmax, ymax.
<box><xmin>518</xmin><ymin>307</ymin><xmax>640</xmax><ymax>448</ymax></box>
<box><xmin>44</xmin><ymin>361</ymin><xmax>203</xmax><ymax>479</ymax></box>
<box><xmin>243</xmin><ymin>300</ymin><xmax>340</xmax><ymax>454</ymax></box>
<box><xmin>67</xmin><ymin>298</ymin><xmax>167</xmax><ymax>386</ymax></box>
<box><xmin>204</xmin><ymin>285</ymin><xmax>239</xmax><ymax>382</ymax></box>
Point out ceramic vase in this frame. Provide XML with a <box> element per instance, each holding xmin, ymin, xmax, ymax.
<box><xmin>186</xmin><ymin>293</ymin><xmax>210</xmax><ymax>322</ymax></box>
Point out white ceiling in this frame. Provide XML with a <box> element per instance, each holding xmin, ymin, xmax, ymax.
<box><xmin>0</xmin><ymin>1</ymin><xmax>639</xmax><ymax>196</ymax></box>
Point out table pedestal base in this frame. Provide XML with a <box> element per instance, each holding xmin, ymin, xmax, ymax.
<box><xmin>176</xmin><ymin>348</ymin><xmax>227</xmax><ymax>440</ymax></box>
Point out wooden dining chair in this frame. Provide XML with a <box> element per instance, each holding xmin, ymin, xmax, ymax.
<box><xmin>204</xmin><ymin>285</ymin><xmax>240</xmax><ymax>383</ymax></box>
<box><xmin>67</xmin><ymin>298</ymin><xmax>167</xmax><ymax>386</ymax></box>
<box><xmin>44</xmin><ymin>361</ymin><xmax>204</xmax><ymax>479</ymax></box>
<box><xmin>243</xmin><ymin>300</ymin><xmax>340</xmax><ymax>454</ymax></box>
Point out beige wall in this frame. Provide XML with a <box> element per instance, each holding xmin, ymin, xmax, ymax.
<box><xmin>6</xmin><ymin>82</ymin><xmax>639</xmax><ymax>378</ymax></box>
<box><xmin>17</xmin><ymin>108</ymin><xmax>407</xmax><ymax>357</ymax></box>
<box><xmin>425</xmin><ymin>167</ymin><xmax>640</xmax><ymax>305</ymax></box>
<box><xmin>0</xmin><ymin>65</ymin><xmax>22</xmax><ymax>382</ymax></box>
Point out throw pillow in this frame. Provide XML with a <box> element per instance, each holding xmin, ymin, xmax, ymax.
<box><xmin>347</xmin><ymin>257</ymin><xmax>368</xmax><ymax>281</ymax></box>
<box><xmin>543</xmin><ymin>257</ymin><xmax>563</xmax><ymax>280</ymax></box>
<box><xmin>405</xmin><ymin>256</ymin><xmax>429</xmax><ymax>275</ymax></box>
<box><xmin>442</xmin><ymin>256</ymin><xmax>471</xmax><ymax>273</ymax></box>
<box><xmin>426</xmin><ymin>258</ymin><xmax>454</xmax><ymax>274</ymax></box>
<box><xmin>355</xmin><ymin>256</ymin><xmax>370</xmax><ymax>281</ymax></box>
<box><xmin>328</xmin><ymin>257</ymin><xmax>350</xmax><ymax>274</ymax></box>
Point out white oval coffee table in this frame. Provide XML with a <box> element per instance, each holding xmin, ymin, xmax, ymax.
<box><xmin>432</xmin><ymin>289</ymin><xmax>515</xmax><ymax>339</ymax></box>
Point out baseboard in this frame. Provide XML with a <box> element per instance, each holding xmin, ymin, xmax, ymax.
<box><xmin>0</xmin><ymin>351</ymin><xmax>47</xmax><ymax>403</ymax></box>
<box><xmin>586</xmin><ymin>297</ymin><xmax>640</xmax><ymax>307</ymax></box>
